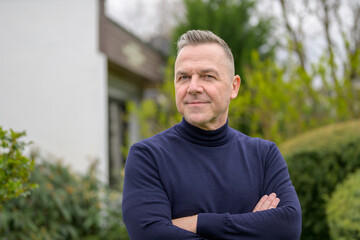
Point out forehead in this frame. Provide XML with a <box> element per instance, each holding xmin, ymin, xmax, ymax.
<box><xmin>175</xmin><ymin>43</ymin><xmax>229</xmax><ymax>71</ymax></box>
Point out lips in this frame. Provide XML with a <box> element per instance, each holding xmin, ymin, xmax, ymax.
<box><xmin>188</xmin><ymin>101</ymin><xmax>207</xmax><ymax>104</ymax></box>
<box><xmin>185</xmin><ymin>101</ymin><xmax>210</xmax><ymax>107</ymax></box>
<box><xmin>185</xmin><ymin>100</ymin><xmax>210</xmax><ymax>104</ymax></box>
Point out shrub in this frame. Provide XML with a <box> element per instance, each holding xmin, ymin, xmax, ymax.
<box><xmin>279</xmin><ymin>120</ymin><xmax>360</xmax><ymax>240</ymax></box>
<box><xmin>326</xmin><ymin>169</ymin><xmax>360</xmax><ymax>240</ymax></box>
<box><xmin>0</xmin><ymin>160</ymin><xmax>129</xmax><ymax>240</ymax></box>
<box><xmin>0</xmin><ymin>127</ymin><xmax>37</xmax><ymax>206</ymax></box>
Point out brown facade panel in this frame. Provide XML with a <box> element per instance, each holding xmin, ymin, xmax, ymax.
<box><xmin>99</xmin><ymin>0</ymin><xmax>165</xmax><ymax>84</ymax></box>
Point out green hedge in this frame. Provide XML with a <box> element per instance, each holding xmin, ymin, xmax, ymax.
<box><xmin>279</xmin><ymin>120</ymin><xmax>360</xmax><ymax>240</ymax></box>
<box><xmin>326</xmin><ymin>169</ymin><xmax>360</xmax><ymax>240</ymax></box>
<box><xmin>0</xmin><ymin>160</ymin><xmax>129</xmax><ymax>240</ymax></box>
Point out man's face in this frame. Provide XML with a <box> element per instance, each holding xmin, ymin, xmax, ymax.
<box><xmin>174</xmin><ymin>43</ymin><xmax>240</xmax><ymax>130</ymax></box>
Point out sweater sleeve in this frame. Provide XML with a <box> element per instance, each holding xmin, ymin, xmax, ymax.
<box><xmin>196</xmin><ymin>142</ymin><xmax>302</xmax><ymax>240</ymax></box>
<box><xmin>122</xmin><ymin>144</ymin><xmax>210</xmax><ymax>240</ymax></box>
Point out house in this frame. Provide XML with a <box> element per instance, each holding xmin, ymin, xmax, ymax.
<box><xmin>0</xmin><ymin>0</ymin><xmax>165</xmax><ymax>184</ymax></box>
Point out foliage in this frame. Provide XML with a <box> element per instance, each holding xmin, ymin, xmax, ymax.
<box><xmin>326</xmin><ymin>169</ymin><xmax>360</xmax><ymax>240</ymax></box>
<box><xmin>279</xmin><ymin>120</ymin><xmax>360</xmax><ymax>240</ymax></box>
<box><xmin>0</xmin><ymin>160</ymin><xmax>129</xmax><ymax>240</ymax></box>
<box><xmin>230</xmin><ymin>45</ymin><xmax>360</xmax><ymax>142</ymax></box>
<box><xmin>0</xmin><ymin>127</ymin><xmax>37</xmax><ymax>207</ymax></box>
<box><xmin>277</xmin><ymin>0</ymin><xmax>360</xmax><ymax>122</ymax></box>
<box><xmin>230</xmin><ymin>53</ymin><xmax>324</xmax><ymax>142</ymax></box>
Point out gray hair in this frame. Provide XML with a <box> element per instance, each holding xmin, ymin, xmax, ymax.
<box><xmin>176</xmin><ymin>30</ymin><xmax>235</xmax><ymax>75</ymax></box>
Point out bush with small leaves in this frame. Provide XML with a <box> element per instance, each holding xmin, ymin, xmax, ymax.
<box><xmin>0</xmin><ymin>160</ymin><xmax>129</xmax><ymax>240</ymax></box>
<box><xmin>0</xmin><ymin>127</ymin><xmax>37</xmax><ymax>207</ymax></box>
<box><xmin>326</xmin><ymin>169</ymin><xmax>360</xmax><ymax>240</ymax></box>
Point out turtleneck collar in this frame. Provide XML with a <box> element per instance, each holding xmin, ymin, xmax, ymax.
<box><xmin>174</xmin><ymin>118</ymin><xmax>233</xmax><ymax>147</ymax></box>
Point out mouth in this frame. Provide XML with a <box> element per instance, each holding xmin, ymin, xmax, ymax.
<box><xmin>186</xmin><ymin>101</ymin><xmax>209</xmax><ymax>106</ymax></box>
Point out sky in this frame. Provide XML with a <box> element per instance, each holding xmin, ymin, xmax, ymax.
<box><xmin>105</xmin><ymin>0</ymin><xmax>184</xmax><ymax>41</ymax></box>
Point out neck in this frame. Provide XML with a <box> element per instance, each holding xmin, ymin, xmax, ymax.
<box><xmin>174</xmin><ymin>118</ymin><xmax>232</xmax><ymax>147</ymax></box>
<box><xmin>184</xmin><ymin>116</ymin><xmax>228</xmax><ymax>131</ymax></box>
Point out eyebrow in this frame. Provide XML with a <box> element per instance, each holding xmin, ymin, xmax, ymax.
<box><xmin>175</xmin><ymin>71</ymin><xmax>188</xmax><ymax>77</ymax></box>
<box><xmin>199</xmin><ymin>68</ymin><xmax>219</xmax><ymax>76</ymax></box>
<box><xmin>175</xmin><ymin>68</ymin><xmax>220</xmax><ymax>77</ymax></box>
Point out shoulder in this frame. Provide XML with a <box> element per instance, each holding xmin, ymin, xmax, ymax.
<box><xmin>130</xmin><ymin>125</ymin><xmax>179</xmax><ymax>152</ymax></box>
<box><xmin>229</xmin><ymin>127</ymin><xmax>281</xmax><ymax>163</ymax></box>
<box><xmin>230</xmin><ymin>127</ymin><xmax>276</xmax><ymax>148</ymax></box>
<box><xmin>125</xmin><ymin>127</ymin><xmax>178</xmax><ymax>169</ymax></box>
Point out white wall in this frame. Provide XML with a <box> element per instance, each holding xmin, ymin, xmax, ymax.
<box><xmin>0</xmin><ymin>0</ymin><xmax>108</xmax><ymax>181</ymax></box>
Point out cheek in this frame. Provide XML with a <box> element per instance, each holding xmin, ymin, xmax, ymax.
<box><xmin>207</xmin><ymin>86</ymin><xmax>224</xmax><ymax>99</ymax></box>
<box><xmin>175</xmin><ymin>86</ymin><xmax>186</xmax><ymax>98</ymax></box>
<box><xmin>210</xmin><ymin>86</ymin><xmax>231</xmax><ymax>105</ymax></box>
<box><xmin>174</xmin><ymin>87</ymin><xmax>185</xmax><ymax>107</ymax></box>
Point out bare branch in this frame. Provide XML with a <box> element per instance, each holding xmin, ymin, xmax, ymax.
<box><xmin>278</xmin><ymin>0</ymin><xmax>307</xmax><ymax>70</ymax></box>
<box><xmin>319</xmin><ymin>0</ymin><xmax>339</xmax><ymax>86</ymax></box>
<box><xmin>350</xmin><ymin>0</ymin><xmax>360</xmax><ymax>50</ymax></box>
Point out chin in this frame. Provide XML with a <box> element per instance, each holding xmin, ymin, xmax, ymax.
<box><xmin>185</xmin><ymin>114</ymin><xmax>211</xmax><ymax>126</ymax></box>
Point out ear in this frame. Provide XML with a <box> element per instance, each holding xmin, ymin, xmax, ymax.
<box><xmin>230</xmin><ymin>75</ymin><xmax>241</xmax><ymax>99</ymax></box>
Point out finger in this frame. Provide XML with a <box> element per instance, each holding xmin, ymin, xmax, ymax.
<box><xmin>253</xmin><ymin>195</ymin><xmax>268</xmax><ymax>212</ymax></box>
<box><xmin>259</xmin><ymin>193</ymin><xmax>277</xmax><ymax>211</ymax></box>
<box><xmin>268</xmin><ymin>197</ymin><xmax>280</xmax><ymax>209</ymax></box>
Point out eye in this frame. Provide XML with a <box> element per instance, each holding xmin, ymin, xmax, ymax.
<box><xmin>203</xmin><ymin>75</ymin><xmax>215</xmax><ymax>80</ymax></box>
<box><xmin>178</xmin><ymin>75</ymin><xmax>190</xmax><ymax>81</ymax></box>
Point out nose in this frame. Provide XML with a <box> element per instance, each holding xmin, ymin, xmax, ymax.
<box><xmin>187</xmin><ymin>75</ymin><xmax>203</xmax><ymax>94</ymax></box>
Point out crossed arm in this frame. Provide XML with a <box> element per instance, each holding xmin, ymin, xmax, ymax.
<box><xmin>172</xmin><ymin>193</ymin><xmax>280</xmax><ymax>233</ymax></box>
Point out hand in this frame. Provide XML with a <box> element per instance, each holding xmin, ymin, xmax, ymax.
<box><xmin>172</xmin><ymin>193</ymin><xmax>279</xmax><ymax>232</ymax></box>
<box><xmin>253</xmin><ymin>193</ymin><xmax>280</xmax><ymax>212</ymax></box>
<box><xmin>172</xmin><ymin>214</ymin><xmax>198</xmax><ymax>233</ymax></box>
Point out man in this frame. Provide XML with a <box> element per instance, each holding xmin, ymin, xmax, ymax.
<box><xmin>122</xmin><ymin>30</ymin><xmax>302</xmax><ymax>239</ymax></box>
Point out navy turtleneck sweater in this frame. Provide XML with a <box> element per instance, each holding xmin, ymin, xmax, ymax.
<box><xmin>122</xmin><ymin>119</ymin><xmax>302</xmax><ymax>240</ymax></box>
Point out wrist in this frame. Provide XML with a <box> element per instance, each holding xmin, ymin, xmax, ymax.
<box><xmin>172</xmin><ymin>214</ymin><xmax>198</xmax><ymax>233</ymax></box>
